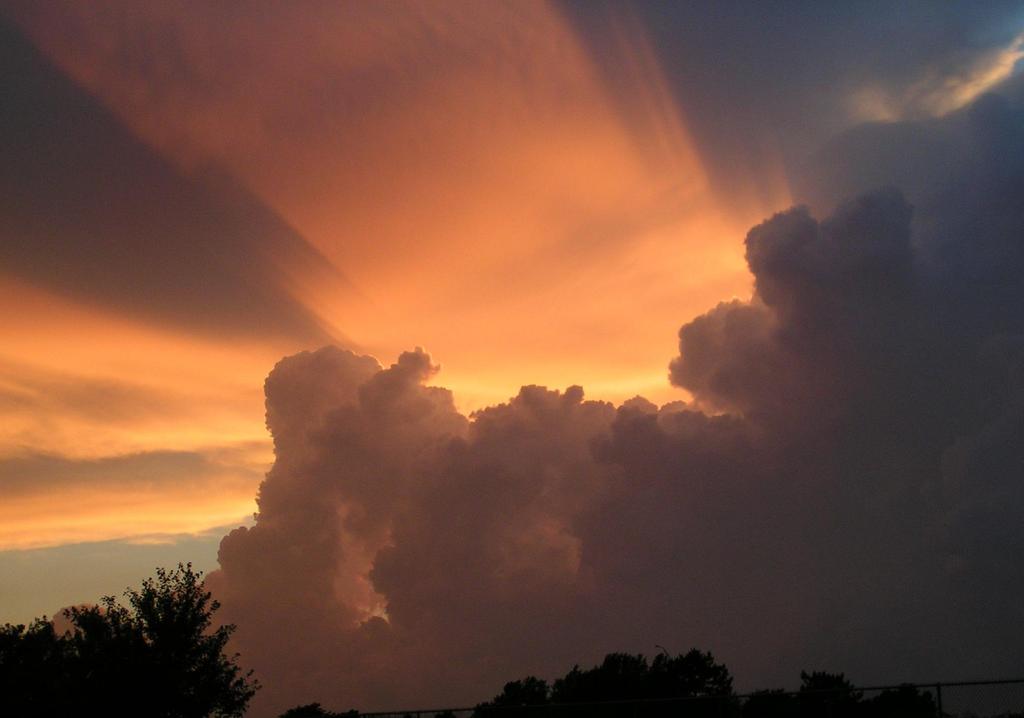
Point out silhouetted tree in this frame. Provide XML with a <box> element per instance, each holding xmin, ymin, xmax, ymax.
<box><xmin>0</xmin><ymin>618</ymin><xmax>72</xmax><ymax>716</ymax></box>
<box><xmin>474</xmin><ymin>650</ymin><xmax>734</xmax><ymax>717</ymax></box>
<box><xmin>741</xmin><ymin>689</ymin><xmax>798</xmax><ymax>718</ymax></box>
<box><xmin>276</xmin><ymin>656</ymin><xmax>964</xmax><ymax>718</ymax></box>
<box><xmin>741</xmin><ymin>681</ymin><xmax>939</xmax><ymax>718</ymax></box>
<box><xmin>278</xmin><ymin>703</ymin><xmax>358</xmax><ymax>718</ymax></box>
<box><xmin>798</xmin><ymin>671</ymin><xmax>861</xmax><ymax>718</ymax></box>
<box><xmin>552</xmin><ymin>650</ymin><xmax>734</xmax><ymax>716</ymax></box>
<box><xmin>647</xmin><ymin>649</ymin><xmax>734</xmax><ymax>699</ymax></box>
<box><xmin>866</xmin><ymin>684</ymin><xmax>936</xmax><ymax>718</ymax></box>
<box><xmin>0</xmin><ymin>563</ymin><xmax>257</xmax><ymax>718</ymax></box>
<box><xmin>494</xmin><ymin>676</ymin><xmax>551</xmax><ymax>706</ymax></box>
<box><xmin>474</xmin><ymin>676</ymin><xmax>551</xmax><ymax>717</ymax></box>
<box><xmin>552</xmin><ymin>653</ymin><xmax>650</xmax><ymax>704</ymax></box>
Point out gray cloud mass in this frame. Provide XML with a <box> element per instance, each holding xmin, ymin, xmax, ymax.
<box><xmin>207</xmin><ymin>74</ymin><xmax>1024</xmax><ymax>716</ymax></box>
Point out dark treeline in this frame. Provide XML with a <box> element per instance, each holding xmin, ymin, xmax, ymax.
<box><xmin>475</xmin><ymin>650</ymin><xmax>733</xmax><ymax>717</ymax></box>
<box><xmin>281</xmin><ymin>651</ymin><xmax>949</xmax><ymax>718</ymax></box>
<box><xmin>0</xmin><ymin>564</ymin><xmax>256</xmax><ymax>718</ymax></box>
<box><xmin>469</xmin><ymin>653</ymin><xmax>937</xmax><ymax>718</ymax></box>
<box><xmin>0</xmin><ymin>565</ymin><xmax>1009</xmax><ymax>718</ymax></box>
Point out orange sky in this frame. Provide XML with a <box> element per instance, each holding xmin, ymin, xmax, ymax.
<box><xmin>0</xmin><ymin>1</ymin><xmax>789</xmax><ymax>555</ymax></box>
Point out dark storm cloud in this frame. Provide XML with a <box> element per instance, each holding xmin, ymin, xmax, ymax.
<box><xmin>208</xmin><ymin>75</ymin><xmax>1024</xmax><ymax>716</ymax></box>
<box><xmin>0</xmin><ymin>16</ymin><xmax>343</xmax><ymax>341</ymax></box>
<box><xmin>564</xmin><ymin>0</ymin><xmax>1024</xmax><ymax>213</ymax></box>
<box><xmin>659</xmin><ymin>77</ymin><xmax>1024</xmax><ymax>682</ymax></box>
<box><xmin>671</xmin><ymin>189</ymin><xmax>917</xmax><ymax>421</ymax></box>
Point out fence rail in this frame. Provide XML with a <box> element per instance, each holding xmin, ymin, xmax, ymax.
<box><xmin>354</xmin><ymin>679</ymin><xmax>1024</xmax><ymax>718</ymax></box>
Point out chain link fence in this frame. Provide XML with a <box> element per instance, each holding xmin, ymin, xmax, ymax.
<box><xmin>935</xmin><ymin>680</ymin><xmax>1024</xmax><ymax>718</ymax></box>
<box><xmin>354</xmin><ymin>679</ymin><xmax>1024</xmax><ymax>718</ymax></box>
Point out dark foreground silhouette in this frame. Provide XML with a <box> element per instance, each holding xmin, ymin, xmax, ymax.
<box><xmin>2</xmin><ymin>566</ymin><xmax>1017</xmax><ymax>718</ymax></box>
<box><xmin>279</xmin><ymin>653</ymin><xmax>999</xmax><ymax>718</ymax></box>
<box><xmin>0</xmin><ymin>564</ymin><xmax>257</xmax><ymax>718</ymax></box>
<box><xmin>469</xmin><ymin>658</ymin><xmax>938</xmax><ymax>718</ymax></box>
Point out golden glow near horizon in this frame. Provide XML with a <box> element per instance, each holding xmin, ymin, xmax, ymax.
<box><xmin>0</xmin><ymin>277</ymin><xmax>275</xmax><ymax>549</ymax></box>
<box><xmin>0</xmin><ymin>478</ymin><xmax>259</xmax><ymax>551</ymax></box>
<box><xmin>1</xmin><ymin>1</ymin><xmax>790</xmax><ymax>550</ymax></box>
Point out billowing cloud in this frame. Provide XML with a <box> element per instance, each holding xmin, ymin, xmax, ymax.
<box><xmin>1</xmin><ymin>2</ymin><xmax>1021</xmax><ymax>713</ymax></box>
<box><xmin>0</xmin><ymin>0</ymin><xmax>774</xmax><ymax>593</ymax></box>
<box><xmin>0</xmin><ymin>2</ymin><xmax>765</xmax><ymax>567</ymax></box>
<box><xmin>208</xmin><ymin>78</ymin><xmax>1024</xmax><ymax>715</ymax></box>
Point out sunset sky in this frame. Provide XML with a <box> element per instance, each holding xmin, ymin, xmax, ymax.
<box><xmin>2</xmin><ymin>2</ymin><xmax>1024</xmax><ymax>715</ymax></box>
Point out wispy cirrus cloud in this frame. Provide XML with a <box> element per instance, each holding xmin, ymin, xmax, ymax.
<box><xmin>0</xmin><ymin>448</ymin><xmax>263</xmax><ymax>551</ymax></box>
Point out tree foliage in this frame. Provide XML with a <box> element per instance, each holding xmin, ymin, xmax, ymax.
<box><xmin>473</xmin><ymin>650</ymin><xmax>734</xmax><ymax>717</ymax></box>
<box><xmin>277</xmin><ymin>703</ymin><xmax>360</xmax><ymax>718</ymax></box>
<box><xmin>0</xmin><ymin>563</ymin><xmax>257</xmax><ymax>718</ymax></box>
<box><xmin>466</xmin><ymin>659</ymin><xmax>948</xmax><ymax>718</ymax></box>
<box><xmin>491</xmin><ymin>677</ymin><xmax>551</xmax><ymax>707</ymax></box>
<box><xmin>740</xmin><ymin>674</ymin><xmax>938</xmax><ymax>718</ymax></box>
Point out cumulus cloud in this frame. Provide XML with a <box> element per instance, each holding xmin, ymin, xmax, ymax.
<box><xmin>209</xmin><ymin>83</ymin><xmax>1024</xmax><ymax>715</ymax></box>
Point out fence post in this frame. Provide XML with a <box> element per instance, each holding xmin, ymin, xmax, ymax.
<box><xmin>936</xmin><ymin>683</ymin><xmax>943</xmax><ymax>718</ymax></box>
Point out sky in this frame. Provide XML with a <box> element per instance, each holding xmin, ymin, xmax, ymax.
<box><xmin>1</xmin><ymin>1</ymin><xmax>1024</xmax><ymax>715</ymax></box>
